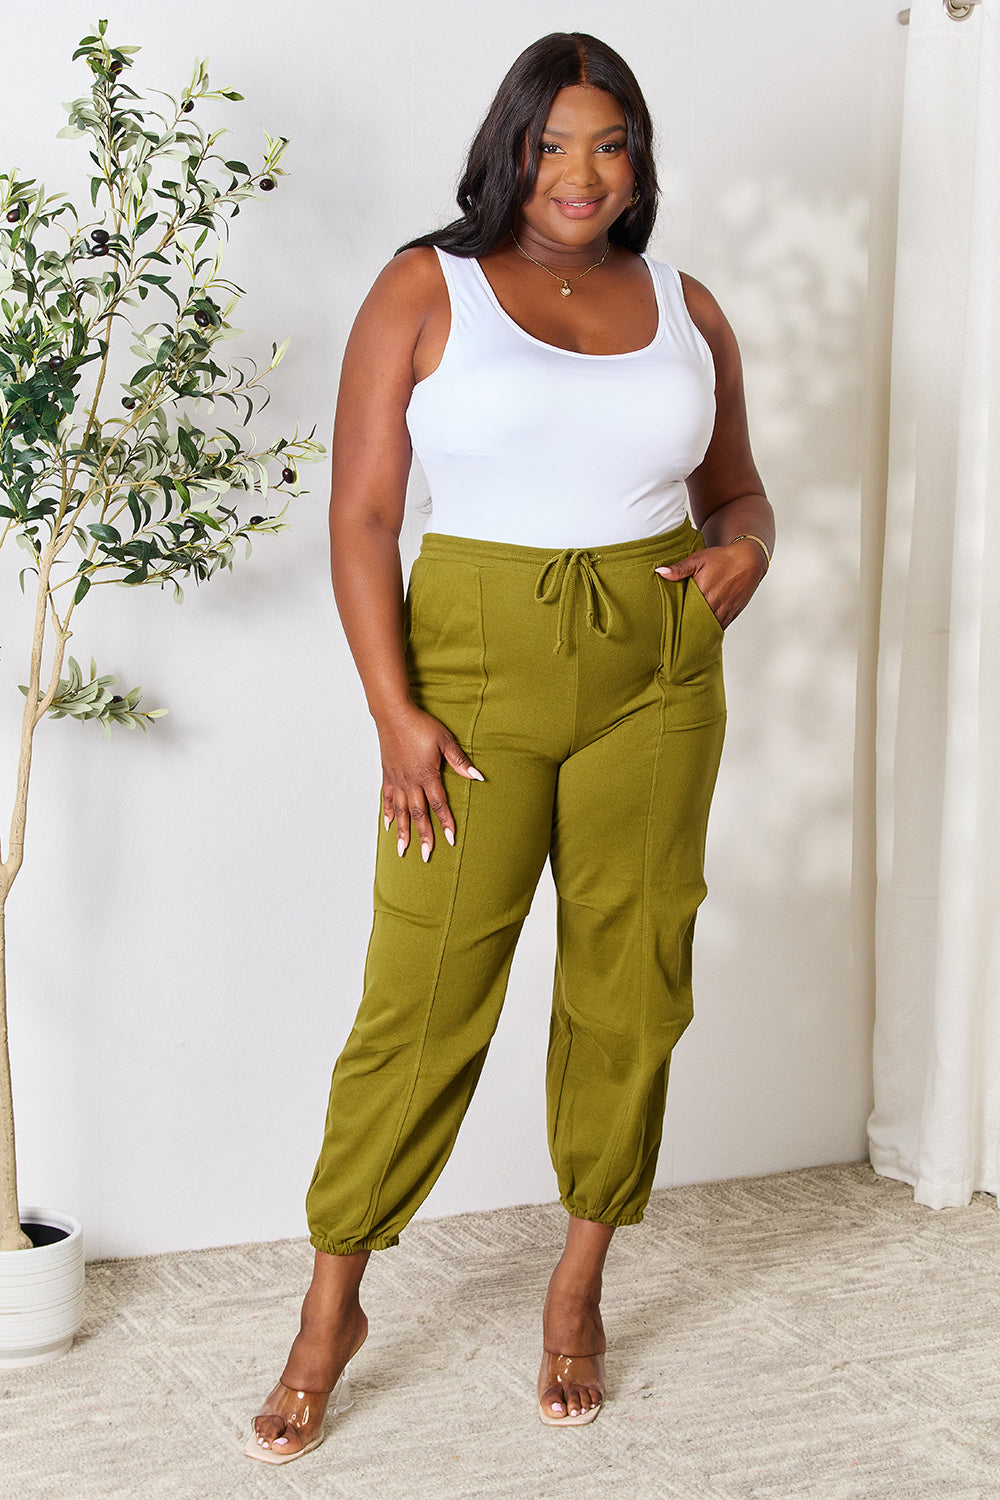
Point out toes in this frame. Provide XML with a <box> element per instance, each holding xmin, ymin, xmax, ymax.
<box><xmin>271</xmin><ymin>1431</ymin><xmax>300</xmax><ymax>1452</ymax></box>
<box><xmin>253</xmin><ymin>1415</ymin><xmax>283</xmax><ymax>1445</ymax></box>
<box><xmin>543</xmin><ymin>1381</ymin><xmax>587</xmax><ymax>1418</ymax></box>
<box><xmin>540</xmin><ymin>1380</ymin><xmax>603</xmax><ymax>1420</ymax></box>
<box><xmin>540</xmin><ymin>1372</ymin><xmax>604</xmax><ymax>1421</ymax></box>
<box><xmin>541</xmin><ymin>1383</ymin><xmax>566</xmax><ymax>1418</ymax></box>
<box><xmin>253</xmin><ymin>1415</ymin><xmax>301</xmax><ymax>1453</ymax></box>
<box><xmin>565</xmin><ymin>1382</ymin><xmax>586</xmax><ymax>1417</ymax></box>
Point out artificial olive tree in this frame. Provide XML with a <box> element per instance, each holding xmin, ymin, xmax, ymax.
<box><xmin>0</xmin><ymin>23</ymin><xmax>323</xmax><ymax>1251</ymax></box>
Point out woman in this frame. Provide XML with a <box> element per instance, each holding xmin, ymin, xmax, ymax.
<box><xmin>247</xmin><ymin>31</ymin><xmax>773</xmax><ymax>1463</ymax></box>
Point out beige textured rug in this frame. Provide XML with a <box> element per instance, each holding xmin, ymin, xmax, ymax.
<box><xmin>2</xmin><ymin>1162</ymin><xmax>998</xmax><ymax>1498</ymax></box>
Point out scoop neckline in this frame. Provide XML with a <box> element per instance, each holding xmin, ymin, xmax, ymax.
<box><xmin>467</xmin><ymin>250</ymin><xmax>665</xmax><ymax>360</ymax></box>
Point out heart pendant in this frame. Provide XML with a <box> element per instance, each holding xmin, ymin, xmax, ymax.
<box><xmin>560</xmin><ymin>284</ymin><xmax>572</xmax><ymax>296</ymax></box>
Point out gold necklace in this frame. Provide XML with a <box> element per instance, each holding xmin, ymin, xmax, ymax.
<box><xmin>510</xmin><ymin>232</ymin><xmax>612</xmax><ymax>296</ymax></box>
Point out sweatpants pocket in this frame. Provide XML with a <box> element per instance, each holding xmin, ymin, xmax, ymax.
<box><xmin>685</xmin><ymin>573</ymin><xmax>725</xmax><ymax>641</ymax></box>
<box><xmin>405</xmin><ymin>559</ymin><xmax>486</xmax><ymax>712</ymax></box>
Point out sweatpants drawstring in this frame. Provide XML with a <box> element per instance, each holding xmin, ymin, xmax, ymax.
<box><xmin>533</xmin><ymin>549</ymin><xmax>614</xmax><ymax>654</ymax></box>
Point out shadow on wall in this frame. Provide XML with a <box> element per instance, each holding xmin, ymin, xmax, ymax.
<box><xmin>699</xmin><ymin>172</ymin><xmax>868</xmax><ymax>877</ymax></box>
<box><xmin>661</xmin><ymin>171</ymin><xmax>872</xmax><ymax>1180</ymax></box>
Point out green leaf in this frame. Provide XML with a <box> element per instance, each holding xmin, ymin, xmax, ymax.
<box><xmin>176</xmin><ymin>427</ymin><xmax>199</xmax><ymax>468</ymax></box>
<box><xmin>88</xmin><ymin>523</ymin><xmax>121</xmax><ymax>545</ymax></box>
<box><xmin>127</xmin><ymin>491</ymin><xmax>146</xmax><ymax>532</ymax></box>
<box><xmin>74</xmin><ymin>575</ymin><xmax>91</xmax><ymax>604</ymax></box>
<box><xmin>135</xmin><ymin>211</ymin><xmax>158</xmax><ymax>236</ymax></box>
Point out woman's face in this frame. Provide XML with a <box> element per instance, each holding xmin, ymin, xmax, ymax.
<box><xmin>517</xmin><ymin>84</ymin><xmax>635</xmax><ymax>250</ymax></box>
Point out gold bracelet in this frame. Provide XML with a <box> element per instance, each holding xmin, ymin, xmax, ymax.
<box><xmin>729</xmin><ymin>533</ymin><xmax>771</xmax><ymax>572</ymax></box>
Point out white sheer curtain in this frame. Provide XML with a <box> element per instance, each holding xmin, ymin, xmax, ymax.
<box><xmin>865</xmin><ymin>0</ymin><xmax>999</xmax><ymax>1208</ymax></box>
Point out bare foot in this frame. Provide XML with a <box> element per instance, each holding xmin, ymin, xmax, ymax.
<box><xmin>538</xmin><ymin>1265</ymin><xmax>607</xmax><ymax>1422</ymax></box>
<box><xmin>249</xmin><ymin>1306</ymin><xmax>368</xmax><ymax>1458</ymax></box>
<box><xmin>249</xmin><ymin>1249</ymin><xmax>370</xmax><ymax>1460</ymax></box>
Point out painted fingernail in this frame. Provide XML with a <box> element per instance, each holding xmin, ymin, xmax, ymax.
<box><xmin>397</xmin><ymin>838</ymin><xmax>405</xmax><ymax>857</ymax></box>
<box><xmin>655</xmin><ymin>566</ymin><xmax>673</xmax><ymax>575</ymax></box>
<box><xmin>467</xmin><ymin>767</ymin><xmax>484</xmax><ymax>781</ymax></box>
<box><xmin>421</xmin><ymin>843</ymin><xmax>430</xmax><ymax>862</ymax></box>
<box><xmin>445</xmin><ymin>828</ymin><xmax>455</xmax><ymax>846</ymax></box>
<box><xmin>384</xmin><ymin>815</ymin><xmax>391</xmax><ymax>831</ymax></box>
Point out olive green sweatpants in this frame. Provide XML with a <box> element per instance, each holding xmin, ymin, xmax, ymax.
<box><xmin>306</xmin><ymin>517</ymin><xmax>726</xmax><ymax>1254</ymax></box>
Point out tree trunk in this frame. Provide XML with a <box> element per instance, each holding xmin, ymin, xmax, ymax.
<box><xmin>0</xmin><ymin>549</ymin><xmax>63</xmax><ymax>1252</ymax></box>
<box><xmin>0</xmin><ymin>907</ymin><xmax>32</xmax><ymax>1251</ymax></box>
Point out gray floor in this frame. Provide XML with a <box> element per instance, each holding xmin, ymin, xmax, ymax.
<box><xmin>2</xmin><ymin>1162</ymin><xmax>999</xmax><ymax>1498</ymax></box>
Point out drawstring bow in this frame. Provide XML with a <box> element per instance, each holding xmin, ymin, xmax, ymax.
<box><xmin>533</xmin><ymin>549</ymin><xmax>614</xmax><ymax>654</ymax></box>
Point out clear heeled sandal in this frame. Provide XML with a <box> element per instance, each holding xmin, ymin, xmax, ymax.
<box><xmin>244</xmin><ymin>1361</ymin><xmax>353</xmax><ymax>1465</ymax></box>
<box><xmin>537</xmin><ymin>1351</ymin><xmax>606</xmax><ymax>1427</ymax></box>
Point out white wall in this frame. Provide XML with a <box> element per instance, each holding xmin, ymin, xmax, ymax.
<box><xmin>0</xmin><ymin>0</ymin><xmax>906</xmax><ymax>1258</ymax></box>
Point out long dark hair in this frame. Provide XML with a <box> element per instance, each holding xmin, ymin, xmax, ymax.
<box><xmin>398</xmin><ymin>33</ymin><xmax>657</xmax><ymax>258</ymax></box>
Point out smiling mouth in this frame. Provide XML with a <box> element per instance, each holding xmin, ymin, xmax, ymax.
<box><xmin>552</xmin><ymin>197</ymin><xmax>602</xmax><ymax>206</ymax></box>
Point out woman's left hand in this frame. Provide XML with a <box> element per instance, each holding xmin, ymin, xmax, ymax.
<box><xmin>655</xmin><ymin>538</ymin><xmax>767</xmax><ymax>630</ymax></box>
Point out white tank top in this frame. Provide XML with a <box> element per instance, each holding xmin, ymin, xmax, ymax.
<box><xmin>405</xmin><ymin>247</ymin><xmax>716</xmax><ymax>549</ymax></box>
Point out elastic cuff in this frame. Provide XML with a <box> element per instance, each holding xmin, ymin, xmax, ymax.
<box><xmin>309</xmin><ymin>1231</ymin><xmax>400</xmax><ymax>1255</ymax></box>
<box><xmin>561</xmin><ymin>1202</ymin><xmax>645</xmax><ymax>1228</ymax></box>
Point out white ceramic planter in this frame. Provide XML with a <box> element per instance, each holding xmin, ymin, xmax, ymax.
<box><xmin>0</xmin><ymin>1207</ymin><xmax>84</xmax><ymax>1367</ymax></box>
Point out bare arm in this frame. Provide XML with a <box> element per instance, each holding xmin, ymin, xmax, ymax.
<box><xmin>655</xmin><ymin>273</ymin><xmax>775</xmax><ymax>626</ymax></box>
<box><xmin>329</xmin><ymin>248</ymin><xmax>481</xmax><ymax>861</ymax></box>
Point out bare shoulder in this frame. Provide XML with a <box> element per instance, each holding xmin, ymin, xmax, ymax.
<box><xmin>359</xmin><ymin>245</ymin><xmax>445</xmax><ymax>328</ymax></box>
<box><xmin>340</xmin><ymin>245</ymin><xmax>450</xmax><ymax>395</ymax></box>
<box><xmin>677</xmin><ymin>271</ymin><xmax>732</xmax><ymax>342</ymax></box>
<box><xmin>677</xmin><ymin>269</ymin><xmax>745</xmax><ymax>391</ymax></box>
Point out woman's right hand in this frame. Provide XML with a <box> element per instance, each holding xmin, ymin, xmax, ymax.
<box><xmin>378</xmin><ymin>702</ymin><xmax>484</xmax><ymax>861</ymax></box>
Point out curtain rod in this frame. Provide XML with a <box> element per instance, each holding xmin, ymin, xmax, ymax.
<box><xmin>899</xmin><ymin>1</ymin><xmax>982</xmax><ymax>21</ymax></box>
